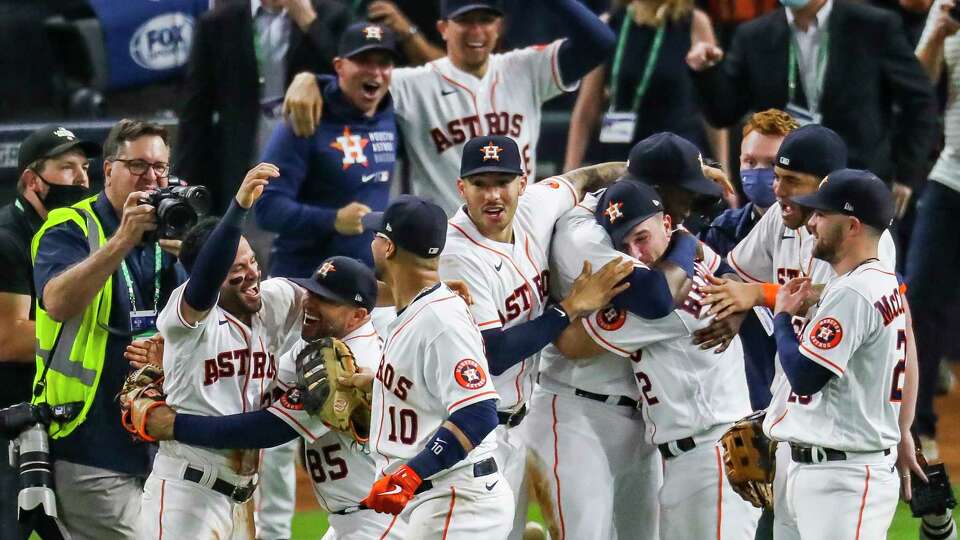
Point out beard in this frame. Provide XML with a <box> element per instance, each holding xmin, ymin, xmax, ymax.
<box><xmin>812</xmin><ymin>223</ymin><xmax>843</xmax><ymax>263</ymax></box>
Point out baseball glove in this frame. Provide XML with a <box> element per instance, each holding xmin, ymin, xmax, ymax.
<box><xmin>296</xmin><ymin>337</ymin><xmax>371</xmax><ymax>443</ymax></box>
<box><xmin>719</xmin><ymin>410</ymin><xmax>777</xmax><ymax>509</ymax></box>
<box><xmin>117</xmin><ymin>364</ymin><xmax>167</xmax><ymax>443</ymax></box>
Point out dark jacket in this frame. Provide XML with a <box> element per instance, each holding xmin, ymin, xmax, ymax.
<box><xmin>692</xmin><ymin>0</ymin><xmax>936</xmax><ymax>187</ymax></box>
<box><xmin>173</xmin><ymin>0</ymin><xmax>352</xmax><ymax>213</ymax></box>
<box><xmin>255</xmin><ymin>78</ymin><xmax>397</xmax><ymax>278</ymax></box>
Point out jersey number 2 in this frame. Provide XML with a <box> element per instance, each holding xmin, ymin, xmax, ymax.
<box><xmin>889</xmin><ymin>329</ymin><xmax>907</xmax><ymax>402</ymax></box>
<box><xmin>305</xmin><ymin>444</ymin><xmax>348</xmax><ymax>484</ymax></box>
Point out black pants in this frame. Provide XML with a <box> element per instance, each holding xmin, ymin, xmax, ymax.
<box><xmin>906</xmin><ymin>181</ymin><xmax>960</xmax><ymax>437</ymax></box>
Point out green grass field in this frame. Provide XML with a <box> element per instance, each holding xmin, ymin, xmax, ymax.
<box><xmin>289</xmin><ymin>494</ymin><xmax>960</xmax><ymax>539</ymax></box>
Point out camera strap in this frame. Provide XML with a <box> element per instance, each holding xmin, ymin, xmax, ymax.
<box><xmin>119</xmin><ymin>243</ymin><xmax>162</xmax><ymax>312</ymax></box>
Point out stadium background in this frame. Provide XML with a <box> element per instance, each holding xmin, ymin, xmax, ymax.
<box><xmin>2</xmin><ymin>0</ymin><xmax>957</xmax><ymax>537</ymax></box>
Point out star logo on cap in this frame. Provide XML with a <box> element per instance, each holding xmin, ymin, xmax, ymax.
<box><xmin>318</xmin><ymin>262</ymin><xmax>336</xmax><ymax>278</ymax></box>
<box><xmin>363</xmin><ymin>25</ymin><xmax>383</xmax><ymax>41</ymax></box>
<box><xmin>480</xmin><ymin>143</ymin><xmax>502</xmax><ymax>162</ymax></box>
<box><xmin>53</xmin><ymin>127</ymin><xmax>76</xmax><ymax>140</ymax></box>
<box><xmin>605</xmin><ymin>201</ymin><xmax>624</xmax><ymax>223</ymax></box>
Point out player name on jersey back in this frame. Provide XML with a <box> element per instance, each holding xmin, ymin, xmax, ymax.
<box><xmin>767</xmin><ymin>261</ymin><xmax>905</xmax><ymax>452</ymax></box>
<box><xmin>369</xmin><ymin>284</ymin><xmax>499</xmax><ymax>477</ymax></box>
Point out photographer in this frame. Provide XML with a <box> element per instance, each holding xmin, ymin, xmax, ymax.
<box><xmin>0</xmin><ymin>126</ymin><xmax>99</xmax><ymax>538</ymax></box>
<box><xmin>31</xmin><ymin>119</ymin><xmax>186</xmax><ymax>539</ymax></box>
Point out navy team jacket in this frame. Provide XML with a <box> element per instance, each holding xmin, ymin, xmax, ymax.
<box><xmin>256</xmin><ymin>77</ymin><xmax>396</xmax><ymax>277</ymax></box>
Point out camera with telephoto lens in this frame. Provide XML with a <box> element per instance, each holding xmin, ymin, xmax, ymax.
<box><xmin>140</xmin><ymin>181</ymin><xmax>211</xmax><ymax>242</ymax></box>
<box><xmin>3</xmin><ymin>402</ymin><xmax>77</xmax><ymax>539</ymax></box>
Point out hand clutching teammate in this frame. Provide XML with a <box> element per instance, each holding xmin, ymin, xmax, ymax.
<box><xmin>117</xmin><ymin>362</ymin><xmax>167</xmax><ymax>442</ymax></box>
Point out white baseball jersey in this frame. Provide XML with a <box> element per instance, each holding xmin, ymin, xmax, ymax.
<box><xmin>439</xmin><ymin>176</ymin><xmax>578</xmax><ymax>411</ymax></box>
<box><xmin>537</xmin><ymin>191</ymin><xmax>651</xmax><ymax>400</ymax></box>
<box><xmin>727</xmin><ymin>202</ymin><xmax>897</xmax><ymax>286</ymax></box>
<box><xmin>390</xmin><ymin>40</ymin><xmax>578</xmax><ymax>215</ymax></box>
<box><xmin>157</xmin><ymin>278</ymin><xmax>303</xmax><ymax>472</ymax></box>
<box><xmin>766</xmin><ymin>261</ymin><xmax>905</xmax><ymax>451</ymax></box>
<box><xmin>266</xmin><ymin>321</ymin><xmax>389</xmax><ymax>514</ymax></box>
<box><xmin>370</xmin><ymin>283</ymin><xmax>499</xmax><ymax>478</ymax></box>
<box><xmin>583</xmin><ymin>256</ymin><xmax>754</xmax><ymax>444</ymax></box>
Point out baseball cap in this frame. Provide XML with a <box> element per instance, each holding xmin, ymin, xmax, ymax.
<box><xmin>789</xmin><ymin>169</ymin><xmax>895</xmax><ymax>229</ymax></box>
<box><xmin>775</xmin><ymin>124</ymin><xmax>847</xmax><ymax>178</ymax></box>
<box><xmin>442</xmin><ymin>0</ymin><xmax>504</xmax><ymax>19</ymax></box>
<box><xmin>337</xmin><ymin>22</ymin><xmax>399</xmax><ymax>61</ymax></box>
<box><xmin>623</xmin><ymin>132</ymin><xmax>721</xmax><ymax>197</ymax></box>
<box><xmin>596</xmin><ymin>181</ymin><xmax>665</xmax><ymax>248</ymax></box>
<box><xmin>459</xmin><ymin>136</ymin><xmax>524</xmax><ymax>178</ymax></box>
<box><xmin>361</xmin><ymin>195</ymin><xmax>447</xmax><ymax>258</ymax></box>
<box><xmin>291</xmin><ymin>256</ymin><xmax>378</xmax><ymax>311</ymax></box>
<box><xmin>18</xmin><ymin>126</ymin><xmax>100</xmax><ymax>173</ymax></box>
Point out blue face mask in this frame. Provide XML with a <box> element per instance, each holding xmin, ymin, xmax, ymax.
<box><xmin>741</xmin><ymin>168</ymin><xmax>777</xmax><ymax>208</ymax></box>
<box><xmin>779</xmin><ymin>0</ymin><xmax>811</xmax><ymax>8</ymax></box>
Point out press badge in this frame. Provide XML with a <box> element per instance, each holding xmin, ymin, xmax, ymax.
<box><xmin>599</xmin><ymin>112</ymin><xmax>637</xmax><ymax>144</ymax></box>
<box><xmin>785</xmin><ymin>102</ymin><xmax>821</xmax><ymax>127</ymax></box>
<box><xmin>130</xmin><ymin>310</ymin><xmax>158</xmax><ymax>335</ymax></box>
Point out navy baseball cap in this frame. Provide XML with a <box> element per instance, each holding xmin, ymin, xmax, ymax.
<box><xmin>775</xmin><ymin>125</ymin><xmax>847</xmax><ymax>178</ymax></box>
<box><xmin>18</xmin><ymin>125</ymin><xmax>100</xmax><ymax>173</ymax></box>
<box><xmin>460</xmin><ymin>136</ymin><xmax>524</xmax><ymax>178</ymax></box>
<box><xmin>338</xmin><ymin>22</ymin><xmax>399</xmax><ymax>61</ymax></box>
<box><xmin>790</xmin><ymin>169</ymin><xmax>894</xmax><ymax>229</ymax></box>
<box><xmin>291</xmin><ymin>256</ymin><xmax>378</xmax><ymax>311</ymax></box>
<box><xmin>361</xmin><ymin>195</ymin><xmax>447</xmax><ymax>258</ymax></box>
<box><xmin>623</xmin><ymin>132</ymin><xmax>721</xmax><ymax>197</ymax></box>
<box><xmin>596</xmin><ymin>181</ymin><xmax>665</xmax><ymax>248</ymax></box>
<box><xmin>442</xmin><ymin>0</ymin><xmax>503</xmax><ymax>19</ymax></box>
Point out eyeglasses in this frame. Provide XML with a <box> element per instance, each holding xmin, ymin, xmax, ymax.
<box><xmin>112</xmin><ymin>158</ymin><xmax>169</xmax><ymax>178</ymax></box>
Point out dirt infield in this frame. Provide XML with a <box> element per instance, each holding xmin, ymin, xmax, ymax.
<box><xmin>293</xmin><ymin>364</ymin><xmax>960</xmax><ymax>511</ymax></box>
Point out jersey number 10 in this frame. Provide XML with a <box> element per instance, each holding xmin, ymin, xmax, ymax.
<box><xmin>387</xmin><ymin>406</ymin><xmax>419</xmax><ymax>445</ymax></box>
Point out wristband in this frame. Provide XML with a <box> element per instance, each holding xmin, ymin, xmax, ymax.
<box><xmin>761</xmin><ymin>283</ymin><xmax>779</xmax><ymax>309</ymax></box>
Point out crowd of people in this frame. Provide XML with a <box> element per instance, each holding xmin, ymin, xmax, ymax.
<box><xmin>1</xmin><ymin>0</ymin><xmax>959</xmax><ymax>539</ymax></box>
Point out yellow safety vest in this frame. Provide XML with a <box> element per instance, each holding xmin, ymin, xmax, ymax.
<box><xmin>31</xmin><ymin>195</ymin><xmax>112</xmax><ymax>438</ymax></box>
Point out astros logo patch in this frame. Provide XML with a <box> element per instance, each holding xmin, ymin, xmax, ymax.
<box><xmin>330</xmin><ymin>126</ymin><xmax>369</xmax><ymax>170</ymax></box>
<box><xmin>596</xmin><ymin>306</ymin><xmax>627</xmax><ymax>331</ymax></box>
<box><xmin>280</xmin><ymin>388</ymin><xmax>305</xmax><ymax>410</ymax></box>
<box><xmin>363</xmin><ymin>25</ymin><xmax>383</xmax><ymax>41</ymax></box>
<box><xmin>318</xmin><ymin>261</ymin><xmax>336</xmax><ymax>278</ymax></box>
<box><xmin>454</xmin><ymin>359</ymin><xmax>487</xmax><ymax>389</ymax></box>
<box><xmin>809</xmin><ymin>317</ymin><xmax>843</xmax><ymax>349</ymax></box>
<box><xmin>481</xmin><ymin>143</ymin><xmax>502</xmax><ymax>161</ymax></box>
<box><xmin>604</xmin><ymin>201</ymin><xmax>624</xmax><ymax>223</ymax></box>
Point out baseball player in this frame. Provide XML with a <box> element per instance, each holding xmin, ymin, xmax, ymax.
<box><xmin>697</xmin><ymin>126</ymin><xmax>922</xmax><ymax>537</ymax></box>
<box><xmin>347</xmin><ymin>195</ymin><xmax>512</xmax><ymax>538</ymax></box>
<box><xmin>138</xmin><ymin>163</ymin><xmax>306</xmax><ymax>540</ymax></box>
<box><xmin>129</xmin><ymin>257</ymin><xmax>405</xmax><ymax>539</ymax></box>
<box><xmin>768</xmin><ymin>169</ymin><xmax>904</xmax><ymax>539</ymax></box>
<box><xmin>436</xmin><ymin>135</ymin><xmax>662</xmax><ymax>539</ymax></box>
<box><xmin>282</xmin><ymin>0</ymin><xmax>617</xmax><ymax>214</ymax></box>
<box><xmin>550</xmin><ymin>181</ymin><xmax>760</xmax><ymax>540</ymax></box>
<box><xmin>523</xmin><ymin>132</ymin><xmax>727</xmax><ymax>540</ymax></box>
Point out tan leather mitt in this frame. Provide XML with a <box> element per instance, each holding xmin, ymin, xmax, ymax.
<box><xmin>719</xmin><ymin>410</ymin><xmax>777</xmax><ymax>509</ymax></box>
<box><xmin>117</xmin><ymin>364</ymin><xmax>166</xmax><ymax>442</ymax></box>
<box><xmin>296</xmin><ymin>337</ymin><xmax>371</xmax><ymax>443</ymax></box>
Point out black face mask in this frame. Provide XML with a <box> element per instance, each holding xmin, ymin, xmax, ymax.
<box><xmin>38</xmin><ymin>174</ymin><xmax>90</xmax><ymax>210</ymax></box>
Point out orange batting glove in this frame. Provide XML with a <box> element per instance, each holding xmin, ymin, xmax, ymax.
<box><xmin>362</xmin><ymin>464</ymin><xmax>422</xmax><ymax>514</ymax></box>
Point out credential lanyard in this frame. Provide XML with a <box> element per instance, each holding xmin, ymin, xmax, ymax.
<box><xmin>787</xmin><ymin>30</ymin><xmax>829</xmax><ymax>113</ymax></box>
<box><xmin>609</xmin><ymin>7</ymin><xmax>667</xmax><ymax>114</ymax></box>
<box><xmin>119</xmin><ymin>243</ymin><xmax>162</xmax><ymax>311</ymax></box>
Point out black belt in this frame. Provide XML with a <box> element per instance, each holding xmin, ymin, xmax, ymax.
<box><xmin>497</xmin><ymin>404</ymin><xmax>528</xmax><ymax>427</ymax></box>
<box><xmin>658</xmin><ymin>437</ymin><xmax>698</xmax><ymax>459</ymax></box>
<box><xmin>183</xmin><ymin>466</ymin><xmax>257</xmax><ymax>504</ymax></box>
<box><xmin>790</xmin><ymin>444</ymin><xmax>891</xmax><ymax>464</ymax></box>
<box><xmin>574</xmin><ymin>388</ymin><xmax>639</xmax><ymax>408</ymax></box>
<box><xmin>414</xmin><ymin>457</ymin><xmax>498</xmax><ymax>495</ymax></box>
